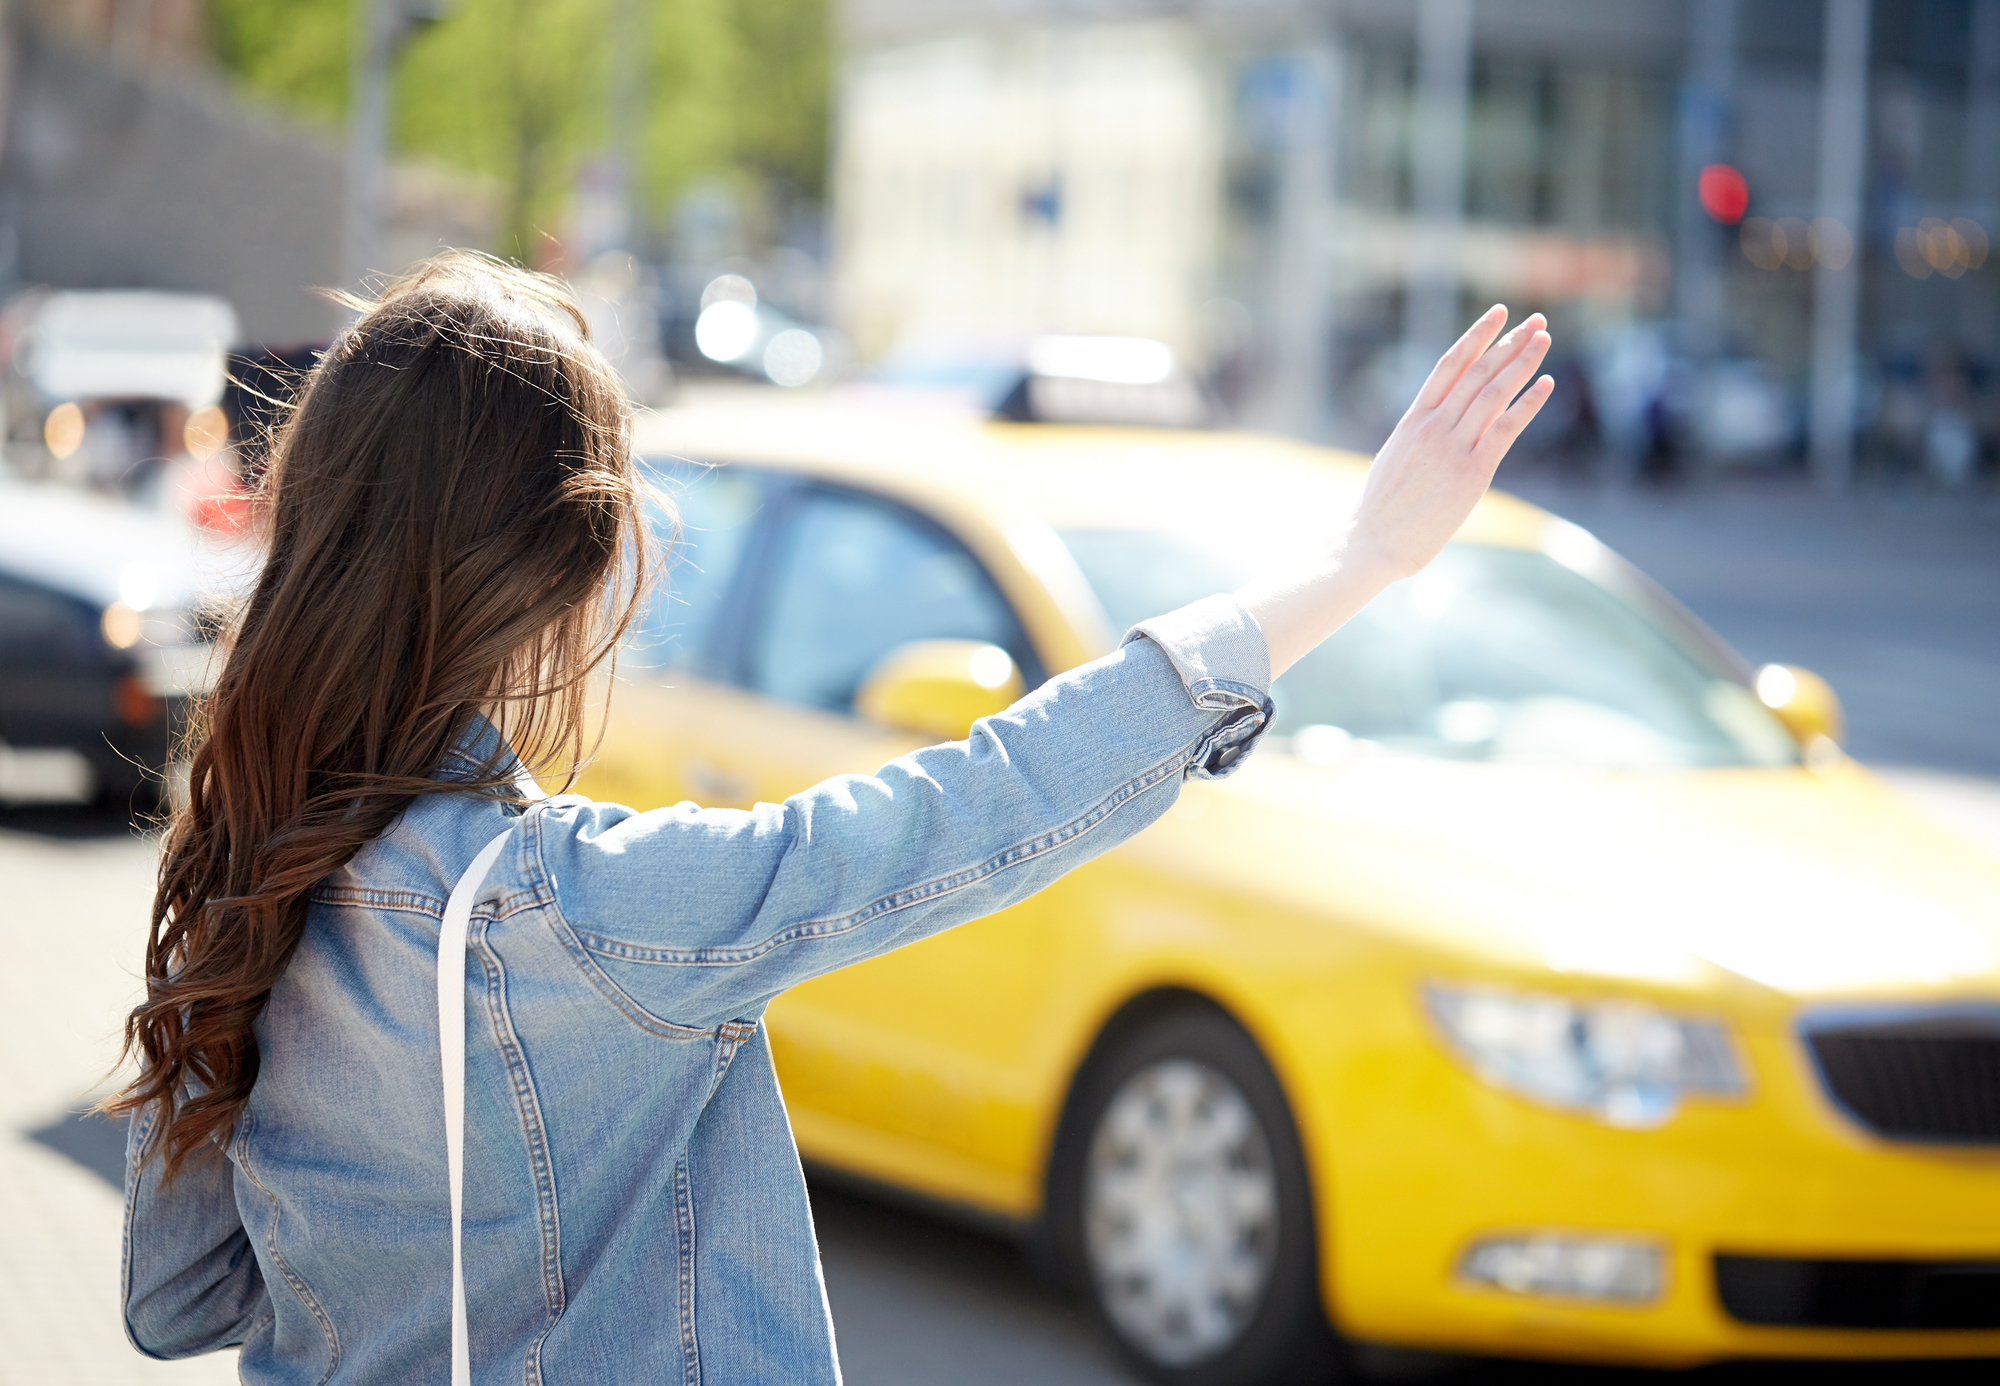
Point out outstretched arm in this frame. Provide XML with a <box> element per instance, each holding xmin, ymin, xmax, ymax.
<box><xmin>1238</xmin><ymin>307</ymin><xmax>1554</xmax><ymax>677</ymax></box>
<box><xmin>533</xmin><ymin>310</ymin><xmax>1554</xmax><ymax>1028</ymax></box>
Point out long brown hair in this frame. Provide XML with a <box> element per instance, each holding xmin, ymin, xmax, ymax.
<box><xmin>109</xmin><ymin>252</ymin><xmax>656</xmax><ymax>1180</ymax></box>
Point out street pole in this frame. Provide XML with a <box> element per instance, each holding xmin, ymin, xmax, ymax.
<box><xmin>1966</xmin><ymin>0</ymin><xmax>2000</xmax><ymax>345</ymax></box>
<box><xmin>1808</xmin><ymin>0</ymin><xmax>1870</xmax><ymax>492</ymax></box>
<box><xmin>606</xmin><ymin>0</ymin><xmax>642</xmax><ymax>257</ymax></box>
<box><xmin>1675</xmin><ymin>0</ymin><xmax>1737</xmax><ymax>363</ymax></box>
<box><xmin>1264</xmin><ymin>44</ymin><xmax>1338</xmax><ymax>441</ymax></box>
<box><xmin>345</xmin><ymin>0</ymin><xmax>399</xmax><ymax>291</ymax></box>
<box><xmin>1404</xmin><ymin>0</ymin><xmax>1472</xmax><ymax>360</ymax></box>
<box><xmin>1673</xmin><ymin>0</ymin><xmax>1738</xmax><ymax>483</ymax></box>
<box><xmin>345</xmin><ymin>0</ymin><xmax>451</xmax><ymax>290</ymax></box>
<box><xmin>1971</xmin><ymin>0</ymin><xmax>2000</xmax><ymax>219</ymax></box>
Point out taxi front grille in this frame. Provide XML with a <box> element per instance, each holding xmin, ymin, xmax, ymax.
<box><xmin>1805</xmin><ymin>1013</ymin><xmax>2000</xmax><ymax>1143</ymax></box>
<box><xmin>1715</xmin><ymin>1254</ymin><xmax>2000</xmax><ymax>1330</ymax></box>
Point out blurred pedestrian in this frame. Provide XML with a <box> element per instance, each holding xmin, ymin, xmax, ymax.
<box><xmin>1923</xmin><ymin>342</ymin><xmax>1986</xmax><ymax>487</ymax></box>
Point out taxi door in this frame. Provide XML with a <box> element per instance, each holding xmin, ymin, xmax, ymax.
<box><xmin>699</xmin><ymin>480</ymin><xmax>1081</xmax><ymax>1215</ymax></box>
<box><xmin>580</xmin><ymin>462</ymin><xmax>774</xmax><ymax>813</ymax></box>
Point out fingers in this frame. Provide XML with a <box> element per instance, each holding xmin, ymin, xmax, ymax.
<box><xmin>1442</xmin><ymin>313</ymin><xmax>1547</xmax><ymax>425</ymax></box>
<box><xmin>1457</xmin><ymin>327</ymin><xmax>1551</xmax><ymax>443</ymax></box>
<box><xmin>1412</xmin><ymin>305</ymin><xmax>1508</xmax><ymax>412</ymax></box>
<box><xmin>1475</xmin><ymin>372</ymin><xmax>1556</xmax><ymax>462</ymax></box>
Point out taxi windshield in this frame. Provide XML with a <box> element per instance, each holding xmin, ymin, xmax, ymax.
<box><xmin>1060</xmin><ymin>530</ymin><xmax>1798</xmax><ymax>771</ymax></box>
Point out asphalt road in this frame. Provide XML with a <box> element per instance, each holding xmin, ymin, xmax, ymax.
<box><xmin>6</xmin><ymin>474</ymin><xmax>1998</xmax><ymax>1384</ymax></box>
<box><xmin>1504</xmin><ymin>472</ymin><xmax>2000</xmax><ymax>777</ymax></box>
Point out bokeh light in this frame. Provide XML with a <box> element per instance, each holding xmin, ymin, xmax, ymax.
<box><xmin>700</xmin><ymin>273</ymin><xmax>756</xmax><ymax>311</ymax></box>
<box><xmin>1739</xmin><ymin>218</ymin><xmax>1781</xmax><ymax>270</ymax></box>
<box><xmin>1776</xmin><ymin>218</ymin><xmax>1813</xmax><ymax>270</ymax></box>
<box><xmin>1697</xmin><ymin>164</ymin><xmax>1749</xmax><ymax>224</ymax></box>
<box><xmin>696</xmin><ymin>300</ymin><xmax>759</xmax><ymax>362</ymax></box>
<box><xmin>43</xmin><ymin>402</ymin><xmax>84</xmax><ymax>459</ymax></box>
<box><xmin>1754</xmin><ymin>664</ymin><xmax>1797</xmax><ymax>710</ymax></box>
<box><xmin>763</xmin><ymin>328</ymin><xmax>824</xmax><ymax>387</ymax></box>
<box><xmin>1895</xmin><ymin>218</ymin><xmax>1989</xmax><ymax>279</ymax></box>
<box><xmin>1953</xmin><ymin>218</ymin><xmax>1990</xmax><ymax>267</ymax></box>
<box><xmin>99</xmin><ymin>602</ymin><xmax>143</xmax><ymax>650</ymax></box>
<box><xmin>695</xmin><ymin>274</ymin><xmax>761</xmax><ymax>362</ymax></box>
<box><xmin>183</xmin><ymin>404</ymin><xmax>229</xmax><ymax>461</ymax></box>
<box><xmin>1741</xmin><ymin>217</ymin><xmax>1823</xmax><ymax>271</ymax></box>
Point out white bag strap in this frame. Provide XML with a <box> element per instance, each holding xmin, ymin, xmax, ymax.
<box><xmin>438</xmin><ymin>828</ymin><xmax>515</xmax><ymax>1386</ymax></box>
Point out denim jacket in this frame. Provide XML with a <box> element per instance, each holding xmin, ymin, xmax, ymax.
<box><xmin>123</xmin><ymin>595</ymin><xmax>1273</xmax><ymax>1385</ymax></box>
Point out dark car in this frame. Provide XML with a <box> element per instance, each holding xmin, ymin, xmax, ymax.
<box><xmin>0</xmin><ymin>481</ymin><xmax>237</xmax><ymax>809</ymax></box>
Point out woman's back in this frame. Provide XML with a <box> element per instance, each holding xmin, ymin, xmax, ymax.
<box><xmin>232</xmin><ymin>782</ymin><xmax>830</xmax><ymax>1383</ymax></box>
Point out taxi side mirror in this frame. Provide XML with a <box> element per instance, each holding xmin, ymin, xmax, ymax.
<box><xmin>855</xmin><ymin>640</ymin><xmax>1024</xmax><ymax>742</ymax></box>
<box><xmin>1754</xmin><ymin>663</ymin><xmax>1845</xmax><ymax>750</ymax></box>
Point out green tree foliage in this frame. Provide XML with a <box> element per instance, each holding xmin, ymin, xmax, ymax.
<box><xmin>204</xmin><ymin>0</ymin><xmax>829</xmax><ymax>260</ymax></box>
<box><xmin>207</xmin><ymin>0</ymin><xmax>350</xmax><ymax>123</ymax></box>
<box><xmin>711</xmin><ymin>0</ymin><xmax>830</xmax><ymax>193</ymax></box>
<box><xmin>397</xmin><ymin>0</ymin><xmax>609</xmax><ymax>259</ymax></box>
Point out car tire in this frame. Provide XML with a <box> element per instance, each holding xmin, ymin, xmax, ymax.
<box><xmin>1045</xmin><ymin>1003</ymin><xmax>1342</xmax><ymax>1386</ymax></box>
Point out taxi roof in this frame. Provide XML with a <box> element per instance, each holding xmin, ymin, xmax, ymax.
<box><xmin>632</xmin><ymin>394</ymin><xmax>1555</xmax><ymax>553</ymax></box>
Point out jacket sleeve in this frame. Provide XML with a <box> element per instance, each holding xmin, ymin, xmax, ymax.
<box><xmin>123</xmin><ymin>1107</ymin><xmax>269</xmax><ymax>1359</ymax></box>
<box><xmin>529</xmin><ymin>595</ymin><xmax>1273</xmax><ymax>1029</ymax></box>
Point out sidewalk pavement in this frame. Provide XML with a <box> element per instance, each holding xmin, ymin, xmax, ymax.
<box><xmin>0</xmin><ymin>825</ymin><xmax>236</xmax><ymax>1385</ymax></box>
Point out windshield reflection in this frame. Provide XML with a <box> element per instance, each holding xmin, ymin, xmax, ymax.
<box><xmin>1060</xmin><ymin>531</ymin><xmax>1797</xmax><ymax>771</ymax></box>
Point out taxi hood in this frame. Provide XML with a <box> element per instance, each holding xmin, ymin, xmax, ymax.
<box><xmin>1216</xmin><ymin>752</ymin><xmax>2000</xmax><ymax>1001</ymax></box>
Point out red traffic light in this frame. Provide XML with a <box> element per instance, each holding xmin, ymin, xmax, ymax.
<box><xmin>1699</xmin><ymin>164</ymin><xmax>1750</xmax><ymax>224</ymax></box>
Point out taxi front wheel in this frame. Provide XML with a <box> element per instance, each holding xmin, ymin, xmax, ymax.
<box><xmin>1045</xmin><ymin>1005</ymin><xmax>1343</xmax><ymax>1386</ymax></box>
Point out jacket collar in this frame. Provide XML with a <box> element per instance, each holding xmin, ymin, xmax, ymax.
<box><xmin>433</xmin><ymin>714</ymin><xmax>547</xmax><ymax>801</ymax></box>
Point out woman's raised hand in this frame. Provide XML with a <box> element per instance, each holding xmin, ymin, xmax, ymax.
<box><xmin>1236</xmin><ymin>308</ymin><xmax>1554</xmax><ymax>677</ymax></box>
<box><xmin>1347</xmin><ymin>306</ymin><xmax>1553</xmax><ymax>581</ymax></box>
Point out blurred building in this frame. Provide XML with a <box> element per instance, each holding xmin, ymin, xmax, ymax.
<box><xmin>0</xmin><ymin>1</ymin><xmax>500</xmax><ymax>351</ymax></box>
<box><xmin>0</xmin><ymin>1</ymin><xmax>507</xmax><ymax>485</ymax></box>
<box><xmin>834</xmin><ymin>0</ymin><xmax>1999</xmax><ymax>485</ymax></box>
<box><xmin>0</xmin><ymin>0</ymin><xmax>344</xmax><ymax>346</ymax></box>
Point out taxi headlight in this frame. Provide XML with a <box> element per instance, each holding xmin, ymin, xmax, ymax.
<box><xmin>1424</xmin><ymin>982</ymin><xmax>1744</xmax><ymax>1127</ymax></box>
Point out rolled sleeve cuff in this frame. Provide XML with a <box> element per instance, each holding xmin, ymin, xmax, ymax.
<box><xmin>1123</xmin><ymin>594</ymin><xmax>1276</xmax><ymax>780</ymax></box>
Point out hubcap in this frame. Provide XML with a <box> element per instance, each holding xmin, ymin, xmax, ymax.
<box><xmin>1083</xmin><ymin>1058</ymin><xmax>1279</xmax><ymax>1367</ymax></box>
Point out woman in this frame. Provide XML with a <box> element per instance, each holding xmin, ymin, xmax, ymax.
<box><xmin>114</xmin><ymin>252</ymin><xmax>1551</xmax><ymax>1383</ymax></box>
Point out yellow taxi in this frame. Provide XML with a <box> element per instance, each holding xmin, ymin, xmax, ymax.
<box><xmin>578</xmin><ymin>398</ymin><xmax>2000</xmax><ymax>1381</ymax></box>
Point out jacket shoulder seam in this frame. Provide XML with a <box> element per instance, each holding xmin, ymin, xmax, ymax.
<box><xmin>308</xmin><ymin>883</ymin><xmax>542</xmax><ymax>920</ymax></box>
<box><xmin>525</xmin><ymin>805</ymin><xmax>754</xmax><ymax>1041</ymax></box>
<box><xmin>306</xmin><ymin>886</ymin><xmax>445</xmax><ymax>916</ymax></box>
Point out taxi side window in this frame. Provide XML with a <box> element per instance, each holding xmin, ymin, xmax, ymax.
<box><xmin>748</xmin><ymin>489</ymin><xmax>1031</xmax><ymax>714</ymax></box>
<box><xmin>626</xmin><ymin>463</ymin><xmax>766</xmax><ymax>678</ymax></box>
